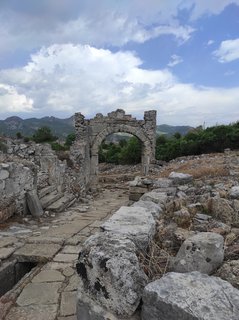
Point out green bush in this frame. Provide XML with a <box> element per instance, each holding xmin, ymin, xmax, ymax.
<box><xmin>32</xmin><ymin>126</ymin><xmax>57</xmax><ymax>143</ymax></box>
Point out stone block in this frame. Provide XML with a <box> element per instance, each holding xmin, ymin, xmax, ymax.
<box><xmin>101</xmin><ymin>206</ymin><xmax>155</xmax><ymax>250</ymax></box>
<box><xmin>172</xmin><ymin>232</ymin><xmax>224</xmax><ymax>274</ymax></box>
<box><xmin>169</xmin><ymin>171</ymin><xmax>193</xmax><ymax>185</ymax></box>
<box><xmin>142</xmin><ymin>272</ymin><xmax>239</xmax><ymax>320</ymax></box>
<box><xmin>26</xmin><ymin>190</ymin><xmax>44</xmax><ymax>217</ymax></box>
<box><xmin>76</xmin><ymin>232</ymin><xmax>147</xmax><ymax>317</ymax></box>
<box><xmin>132</xmin><ymin>200</ymin><xmax>163</xmax><ymax>219</ymax></box>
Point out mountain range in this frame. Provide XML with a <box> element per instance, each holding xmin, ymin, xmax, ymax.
<box><xmin>0</xmin><ymin>116</ymin><xmax>193</xmax><ymax>138</ymax></box>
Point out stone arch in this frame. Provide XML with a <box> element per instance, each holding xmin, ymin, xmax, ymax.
<box><xmin>73</xmin><ymin>109</ymin><xmax>156</xmax><ymax>187</ymax></box>
<box><xmin>90</xmin><ymin>124</ymin><xmax>152</xmax><ymax>177</ymax></box>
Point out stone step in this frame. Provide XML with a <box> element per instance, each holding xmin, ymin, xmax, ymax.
<box><xmin>38</xmin><ymin>186</ymin><xmax>57</xmax><ymax>199</ymax></box>
<box><xmin>47</xmin><ymin>194</ymin><xmax>76</xmax><ymax>212</ymax></box>
<box><xmin>40</xmin><ymin>191</ymin><xmax>63</xmax><ymax>209</ymax></box>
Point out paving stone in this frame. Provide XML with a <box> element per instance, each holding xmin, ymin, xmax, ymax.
<box><xmin>26</xmin><ymin>236</ymin><xmax>64</xmax><ymax>245</ymax></box>
<box><xmin>0</xmin><ymin>237</ymin><xmax>17</xmax><ymax>248</ymax></box>
<box><xmin>62</xmin><ymin>266</ymin><xmax>75</xmax><ymax>277</ymax></box>
<box><xmin>61</xmin><ymin>245</ymin><xmax>82</xmax><ymax>254</ymax></box>
<box><xmin>6</xmin><ymin>304</ymin><xmax>58</xmax><ymax>320</ymax></box>
<box><xmin>53</xmin><ymin>253</ymin><xmax>78</xmax><ymax>263</ymax></box>
<box><xmin>65</xmin><ymin>235</ymin><xmax>87</xmax><ymax>245</ymax></box>
<box><xmin>65</xmin><ymin>274</ymin><xmax>80</xmax><ymax>291</ymax></box>
<box><xmin>13</xmin><ymin>243</ymin><xmax>61</xmax><ymax>262</ymax></box>
<box><xmin>32</xmin><ymin>270</ymin><xmax>65</xmax><ymax>283</ymax></box>
<box><xmin>42</xmin><ymin>221</ymin><xmax>91</xmax><ymax>238</ymax></box>
<box><xmin>60</xmin><ymin>291</ymin><xmax>76</xmax><ymax>316</ymax></box>
<box><xmin>58</xmin><ymin>316</ymin><xmax>77</xmax><ymax>320</ymax></box>
<box><xmin>17</xmin><ymin>282</ymin><xmax>62</xmax><ymax>306</ymax></box>
<box><xmin>43</xmin><ymin>262</ymin><xmax>74</xmax><ymax>271</ymax></box>
<box><xmin>0</xmin><ymin>247</ymin><xmax>15</xmax><ymax>259</ymax></box>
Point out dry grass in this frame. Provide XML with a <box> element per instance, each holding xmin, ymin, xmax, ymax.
<box><xmin>138</xmin><ymin>241</ymin><xmax>171</xmax><ymax>281</ymax></box>
<box><xmin>158</xmin><ymin>156</ymin><xmax>229</xmax><ymax>179</ymax></box>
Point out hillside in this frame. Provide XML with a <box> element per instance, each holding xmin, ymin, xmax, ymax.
<box><xmin>156</xmin><ymin>124</ymin><xmax>193</xmax><ymax>136</ymax></box>
<box><xmin>0</xmin><ymin>116</ymin><xmax>193</xmax><ymax>138</ymax></box>
<box><xmin>0</xmin><ymin>116</ymin><xmax>74</xmax><ymax>138</ymax></box>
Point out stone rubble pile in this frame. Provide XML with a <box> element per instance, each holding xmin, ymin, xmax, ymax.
<box><xmin>76</xmin><ymin>165</ymin><xmax>239</xmax><ymax>320</ymax></box>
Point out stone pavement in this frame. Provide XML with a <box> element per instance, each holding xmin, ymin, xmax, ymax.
<box><xmin>0</xmin><ymin>186</ymin><xmax>129</xmax><ymax>320</ymax></box>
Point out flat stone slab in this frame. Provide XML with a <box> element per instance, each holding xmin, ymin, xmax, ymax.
<box><xmin>61</xmin><ymin>245</ymin><xmax>82</xmax><ymax>254</ymax></box>
<box><xmin>0</xmin><ymin>247</ymin><xmax>15</xmax><ymax>260</ymax></box>
<box><xmin>60</xmin><ymin>291</ymin><xmax>76</xmax><ymax>316</ymax></box>
<box><xmin>53</xmin><ymin>253</ymin><xmax>78</xmax><ymax>263</ymax></box>
<box><xmin>65</xmin><ymin>274</ymin><xmax>80</xmax><ymax>291</ymax></box>
<box><xmin>14</xmin><ymin>243</ymin><xmax>61</xmax><ymax>262</ymax></box>
<box><xmin>6</xmin><ymin>304</ymin><xmax>58</xmax><ymax>320</ymax></box>
<box><xmin>32</xmin><ymin>270</ymin><xmax>65</xmax><ymax>283</ymax></box>
<box><xmin>0</xmin><ymin>237</ymin><xmax>17</xmax><ymax>248</ymax></box>
<box><xmin>17</xmin><ymin>282</ymin><xmax>61</xmax><ymax>306</ymax></box>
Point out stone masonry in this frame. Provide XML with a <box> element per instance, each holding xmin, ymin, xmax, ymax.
<box><xmin>72</xmin><ymin>109</ymin><xmax>156</xmax><ymax>188</ymax></box>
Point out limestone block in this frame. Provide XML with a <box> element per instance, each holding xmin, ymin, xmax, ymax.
<box><xmin>0</xmin><ymin>169</ymin><xmax>9</xmax><ymax>180</ymax></box>
<box><xmin>132</xmin><ymin>200</ymin><xmax>163</xmax><ymax>219</ymax></box>
<box><xmin>230</xmin><ymin>186</ymin><xmax>239</xmax><ymax>199</ymax></box>
<box><xmin>101</xmin><ymin>206</ymin><xmax>155</xmax><ymax>250</ymax></box>
<box><xmin>142</xmin><ymin>272</ymin><xmax>239</xmax><ymax>320</ymax></box>
<box><xmin>76</xmin><ymin>232</ymin><xmax>147</xmax><ymax>317</ymax></box>
<box><xmin>172</xmin><ymin>232</ymin><xmax>224</xmax><ymax>274</ymax></box>
<box><xmin>153</xmin><ymin>178</ymin><xmax>173</xmax><ymax>188</ymax></box>
<box><xmin>140</xmin><ymin>191</ymin><xmax>167</xmax><ymax>207</ymax></box>
<box><xmin>26</xmin><ymin>190</ymin><xmax>44</xmax><ymax>217</ymax></box>
<box><xmin>168</xmin><ymin>171</ymin><xmax>193</xmax><ymax>185</ymax></box>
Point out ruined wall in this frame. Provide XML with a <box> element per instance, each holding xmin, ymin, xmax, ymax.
<box><xmin>72</xmin><ymin>109</ymin><xmax>156</xmax><ymax>187</ymax></box>
<box><xmin>0</xmin><ymin>140</ymin><xmax>76</xmax><ymax>222</ymax></box>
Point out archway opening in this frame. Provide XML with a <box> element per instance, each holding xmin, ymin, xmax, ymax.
<box><xmin>98</xmin><ymin>133</ymin><xmax>142</xmax><ymax>167</ymax></box>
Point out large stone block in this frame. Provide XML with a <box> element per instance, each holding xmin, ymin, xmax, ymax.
<box><xmin>26</xmin><ymin>190</ymin><xmax>44</xmax><ymax>217</ymax></box>
<box><xmin>132</xmin><ymin>200</ymin><xmax>163</xmax><ymax>220</ymax></box>
<box><xmin>101</xmin><ymin>206</ymin><xmax>155</xmax><ymax>250</ymax></box>
<box><xmin>142</xmin><ymin>272</ymin><xmax>239</xmax><ymax>320</ymax></box>
<box><xmin>169</xmin><ymin>171</ymin><xmax>193</xmax><ymax>185</ymax></box>
<box><xmin>140</xmin><ymin>191</ymin><xmax>167</xmax><ymax>207</ymax></box>
<box><xmin>172</xmin><ymin>232</ymin><xmax>224</xmax><ymax>274</ymax></box>
<box><xmin>76</xmin><ymin>232</ymin><xmax>147</xmax><ymax>317</ymax></box>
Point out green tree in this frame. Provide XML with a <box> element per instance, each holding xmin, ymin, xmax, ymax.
<box><xmin>32</xmin><ymin>126</ymin><xmax>57</xmax><ymax>143</ymax></box>
<box><xmin>65</xmin><ymin>133</ymin><xmax>76</xmax><ymax>147</ymax></box>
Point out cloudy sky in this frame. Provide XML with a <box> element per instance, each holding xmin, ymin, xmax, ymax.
<box><xmin>0</xmin><ymin>0</ymin><xmax>239</xmax><ymax>126</ymax></box>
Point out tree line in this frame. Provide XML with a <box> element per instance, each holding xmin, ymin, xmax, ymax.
<box><xmin>13</xmin><ymin>121</ymin><xmax>239</xmax><ymax>163</ymax></box>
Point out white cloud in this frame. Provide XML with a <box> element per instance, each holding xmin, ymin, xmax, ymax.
<box><xmin>214</xmin><ymin>38</ymin><xmax>239</xmax><ymax>63</ymax></box>
<box><xmin>207</xmin><ymin>40</ymin><xmax>215</xmax><ymax>46</ymax></box>
<box><xmin>167</xmin><ymin>55</ymin><xmax>183</xmax><ymax>67</ymax></box>
<box><xmin>0</xmin><ymin>84</ymin><xmax>34</xmax><ymax>114</ymax></box>
<box><xmin>0</xmin><ymin>44</ymin><xmax>239</xmax><ymax>126</ymax></box>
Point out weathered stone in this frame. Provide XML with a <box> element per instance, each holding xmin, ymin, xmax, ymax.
<box><xmin>216</xmin><ymin>260</ymin><xmax>239</xmax><ymax>288</ymax></box>
<box><xmin>32</xmin><ymin>270</ymin><xmax>65</xmax><ymax>283</ymax></box>
<box><xmin>53</xmin><ymin>253</ymin><xmax>77</xmax><ymax>263</ymax></box>
<box><xmin>132</xmin><ymin>200</ymin><xmax>163</xmax><ymax>219</ymax></box>
<box><xmin>168</xmin><ymin>171</ymin><xmax>193</xmax><ymax>185</ymax></box>
<box><xmin>0</xmin><ymin>169</ymin><xmax>9</xmax><ymax>180</ymax></box>
<box><xmin>76</xmin><ymin>232</ymin><xmax>147</xmax><ymax>317</ymax></box>
<box><xmin>153</xmin><ymin>178</ymin><xmax>173</xmax><ymax>188</ymax></box>
<box><xmin>6</xmin><ymin>305</ymin><xmax>58</xmax><ymax>320</ymax></box>
<box><xmin>14</xmin><ymin>243</ymin><xmax>61</xmax><ymax>262</ymax></box>
<box><xmin>187</xmin><ymin>202</ymin><xmax>203</xmax><ymax>215</ymax></box>
<box><xmin>26</xmin><ymin>190</ymin><xmax>44</xmax><ymax>217</ymax></box>
<box><xmin>172</xmin><ymin>232</ymin><xmax>224</xmax><ymax>274</ymax></box>
<box><xmin>142</xmin><ymin>272</ymin><xmax>239</xmax><ymax>320</ymax></box>
<box><xmin>230</xmin><ymin>186</ymin><xmax>239</xmax><ymax>199</ymax></box>
<box><xmin>65</xmin><ymin>274</ymin><xmax>80</xmax><ymax>291</ymax></box>
<box><xmin>0</xmin><ymin>247</ymin><xmax>15</xmax><ymax>260</ymax></box>
<box><xmin>17</xmin><ymin>282</ymin><xmax>61</xmax><ymax>306</ymax></box>
<box><xmin>60</xmin><ymin>291</ymin><xmax>76</xmax><ymax>316</ymax></box>
<box><xmin>140</xmin><ymin>191</ymin><xmax>167</xmax><ymax>207</ymax></box>
<box><xmin>101</xmin><ymin>206</ymin><xmax>155</xmax><ymax>250</ymax></box>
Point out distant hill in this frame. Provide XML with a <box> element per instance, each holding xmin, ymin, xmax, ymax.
<box><xmin>0</xmin><ymin>116</ymin><xmax>193</xmax><ymax>139</ymax></box>
<box><xmin>156</xmin><ymin>124</ymin><xmax>193</xmax><ymax>137</ymax></box>
<box><xmin>0</xmin><ymin>116</ymin><xmax>75</xmax><ymax>138</ymax></box>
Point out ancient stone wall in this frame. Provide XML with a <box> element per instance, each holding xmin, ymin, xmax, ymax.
<box><xmin>72</xmin><ymin>109</ymin><xmax>156</xmax><ymax>187</ymax></box>
<box><xmin>0</xmin><ymin>140</ymin><xmax>76</xmax><ymax>222</ymax></box>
